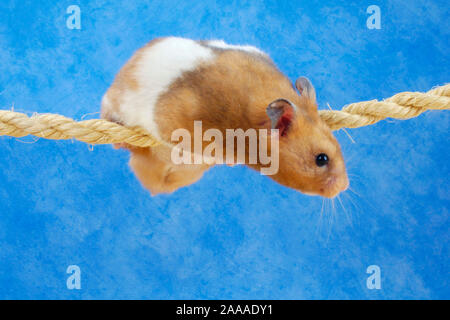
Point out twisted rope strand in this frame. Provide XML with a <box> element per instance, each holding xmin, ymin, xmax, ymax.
<box><xmin>0</xmin><ymin>84</ymin><xmax>449</xmax><ymax>147</ymax></box>
<box><xmin>318</xmin><ymin>84</ymin><xmax>449</xmax><ymax>130</ymax></box>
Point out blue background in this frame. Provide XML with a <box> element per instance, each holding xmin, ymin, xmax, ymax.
<box><xmin>0</xmin><ymin>0</ymin><xmax>448</xmax><ymax>299</ymax></box>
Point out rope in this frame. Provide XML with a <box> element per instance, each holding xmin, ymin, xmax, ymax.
<box><xmin>0</xmin><ymin>84</ymin><xmax>448</xmax><ymax>147</ymax></box>
<box><xmin>319</xmin><ymin>84</ymin><xmax>450</xmax><ymax>130</ymax></box>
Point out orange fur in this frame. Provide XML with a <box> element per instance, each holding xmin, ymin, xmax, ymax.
<box><xmin>102</xmin><ymin>38</ymin><xmax>349</xmax><ymax>197</ymax></box>
<box><xmin>154</xmin><ymin>47</ymin><xmax>348</xmax><ymax>197</ymax></box>
<box><xmin>122</xmin><ymin>144</ymin><xmax>209</xmax><ymax>195</ymax></box>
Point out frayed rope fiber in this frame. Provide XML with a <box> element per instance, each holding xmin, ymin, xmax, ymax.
<box><xmin>0</xmin><ymin>84</ymin><xmax>449</xmax><ymax>147</ymax></box>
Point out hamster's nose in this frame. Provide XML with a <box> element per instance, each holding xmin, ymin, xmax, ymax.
<box><xmin>322</xmin><ymin>175</ymin><xmax>349</xmax><ymax>198</ymax></box>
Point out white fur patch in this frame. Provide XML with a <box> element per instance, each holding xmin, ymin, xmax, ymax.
<box><xmin>101</xmin><ymin>95</ymin><xmax>120</xmax><ymax>121</ymax></box>
<box><xmin>206</xmin><ymin>40</ymin><xmax>267</xmax><ymax>56</ymax></box>
<box><xmin>114</xmin><ymin>37</ymin><xmax>215</xmax><ymax>141</ymax></box>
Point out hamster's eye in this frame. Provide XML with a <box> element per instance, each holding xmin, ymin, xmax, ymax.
<box><xmin>315</xmin><ymin>153</ymin><xmax>329</xmax><ymax>167</ymax></box>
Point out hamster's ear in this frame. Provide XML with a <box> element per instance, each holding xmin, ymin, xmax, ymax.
<box><xmin>266</xmin><ymin>99</ymin><xmax>295</xmax><ymax>137</ymax></box>
<box><xmin>295</xmin><ymin>76</ymin><xmax>316</xmax><ymax>103</ymax></box>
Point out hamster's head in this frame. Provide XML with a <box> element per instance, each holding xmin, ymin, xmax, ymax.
<box><xmin>265</xmin><ymin>77</ymin><xmax>349</xmax><ymax>198</ymax></box>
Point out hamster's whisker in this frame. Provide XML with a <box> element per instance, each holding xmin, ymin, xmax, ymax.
<box><xmin>343</xmin><ymin>190</ymin><xmax>362</xmax><ymax>227</ymax></box>
<box><xmin>315</xmin><ymin>197</ymin><xmax>326</xmax><ymax>238</ymax></box>
<box><xmin>344</xmin><ymin>153</ymin><xmax>355</xmax><ymax>164</ymax></box>
<box><xmin>347</xmin><ymin>175</ymin><xmax>363</xmax><ymax>190</ymax></box>
<box><xmin>343</xmin><ymin>191</ymin><xmax>360</xmax><ymax>212</ymax></box>
<box><xmin>337</xmin><ymin>194</ymin><xmax>352</xmax><ymax>226</ymax></box>
<box><xmin>325</xmin><ymin>199</ymin><xmax>334</xmax><ymax>244</ymax></box>
<box><xmin>348</xmin><ymin>186</ymin><xmax>362</xmax><ymax>198</ymax></box>
<box><xmin>341</xmin><ymin>129</ymin><xmax>356</xmax><ymax>144</ymax></box>
<box><xmin>333</xmin><ymin>198</ymin><xmax>337</xmax><ymax>227</ymax></box>
<box><xmin>344</xmin><ymin>156</ymin><xmax>359</xmax><ymax>171</ymax></box>
<box><xmin>347</xmin><ymin>173</ymin><xmax>361</xmax><ymax>178</ymax></box>
<box><xmin>327</xmin><ymin>102</ymin><xmax>355</xmax><ymax>144</ymax></box>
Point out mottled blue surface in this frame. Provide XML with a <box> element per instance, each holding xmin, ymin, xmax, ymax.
<box><xmin>0</xmin><ymin>0</ymin><xmax>448</xmax><ymax>299</ymax></box>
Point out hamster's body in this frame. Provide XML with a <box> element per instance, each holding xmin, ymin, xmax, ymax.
<box><xmin>101</xmin><ymin>37</ymin><xmax>349</xmax><ymax>197</ymax></box>
<box><xmin>102</xmin><ymin>37</ymin><xmax>295</xmax><ymax>142</ymax></box>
